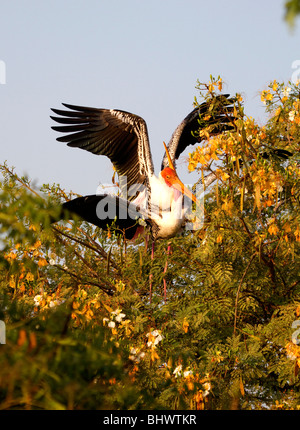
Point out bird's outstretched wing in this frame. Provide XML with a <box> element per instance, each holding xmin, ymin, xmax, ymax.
<box><xmin>59</xmin><ymin>194</ymin><xmax>150</xmax><ymax>240</ymax></box>
<box><xmin>51</xmin><ymin>104</ymin><xmax>154</xmax><ymax>197</ymax></box>
<box><xmin>161</xmin><ymin>94</ymin><xmax>235</xmax><ymax>170</ymax></box>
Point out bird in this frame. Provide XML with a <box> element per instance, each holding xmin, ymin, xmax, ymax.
<box><xmin>50</xmin><ymin>95</ymin><xmax>234</xmax><ymax>241</ymax></box>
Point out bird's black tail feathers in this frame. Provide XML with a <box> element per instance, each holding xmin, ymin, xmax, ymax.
<box><xmin>52</xmin><ymin>194</ymin><xmax>147</xmax><ymax>240</ymax></box>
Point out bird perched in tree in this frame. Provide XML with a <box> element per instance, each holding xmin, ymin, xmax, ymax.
<box><xmin>50</xmin><ymin>95</ymin><xmax>235</xmax><ymax>240</ymax></box>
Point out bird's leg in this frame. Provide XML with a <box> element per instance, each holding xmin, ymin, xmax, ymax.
<box><xmin>163</xmin><ymin>242</ymin><xmax>172</xmax><ymax>303</ymax></box>
<box><xmin>163</xmin><ymin>276</ymin><xmax>167</xmax><ymax>303</ymax></box>
<box><xmin>149</xmin><ymin>273</ymin><xmax>153</xmax><ymax>304</ymax></box>
<box><xmin>149</xmin><ymin>241</ymin><xmax>155</xmax><ymax>304</ymax></box>
<box><xmin>144</xmin><ymin>234</ymin><xmax>149</xmax><ymax>254</ymax></box>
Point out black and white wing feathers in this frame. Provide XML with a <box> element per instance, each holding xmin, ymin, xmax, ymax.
<box><xmin>161</xmin><ymin>94</ymin><xmax>235</xmax><ymax>170</ymax></box>
<box><xmin>51</xmin><ymin>104</ymin><xmax>154</xmax><ymax>196</ymax></box>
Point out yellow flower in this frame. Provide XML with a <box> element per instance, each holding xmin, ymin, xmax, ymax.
<box><xmin>182</xmin><ymin>317</ymin><xmax>189</xmax><ymax>333</ymax></box>
<box><xmin>221</xmin><ymin>198</ymin><xmax>234</xmax><ymax>215</ymax></box>
<box><xmin>265</xmin><ymin>199</ymin><xmax>273</xmax><ymax>207</ymax></box>
<box><xmin>199</xmin><ymin>129</ymin><xmax>210</xmax><ymax>140</ymax></box>
<box><xmin>274</xmin><ymin>107</ymin><xmax>281</xmax><ymax>117</ymax></box>
<box><xmin>294</xmin><ymin>115</ymin><xmax>300</xmax><ymax>124</ymax></box>
<box><xmin>283</xmin><ymin>222</ymin><xmax>292</xmax><ymax>233</ymax></box>
<box><xmin>211</xmin><ymin>350</ymin><xmax>224</xmax><ymax>363</ymax></box>
<box><xmin>208</xmin><ymin>83</ymin><xmax>214</xmax><ymax>92</ymax></box>
<box><xmin>284</xmin><ymin>234</ymin><xmax>289</xmax><ymax>243</ymax></box>
<box><xmin>38</xmin><ymin>258</ymin><xmax>48</xmax><ymax>267</ymax></box>
<box><xmin>216</xmin><ymin>234</ymin><xmax>223</xmax><ymax>244</ymax></box>
<box><xmin>188</xmin><ymin>160</ymin><xmax>197</xmax><ymax>172</ymax></box>
<box><xmin>85</xmin><ymin>308</ymin><xmax>94</xmax><ymax>321</ymax></box>
<box><xmin>25</xmin><ymin>272</ymin><xmax>35</xmax><ymax>282</ymax></box>
<box><xmin>236</xmin><ymin>94</ymin><xmax>243</xmax><ymax>103</ymax></box>
<box><xmin>218</xmin><ymin>78</ymin><xmax>223</xmax><ymax>91</ymax></box>
<box><xmin>272</xmin><ymin>80</ymin><xmax>278</xmax><ymax>91</ymax></box>
<box><xmin>261</xmin><ymin>90</ymin><xmax>273</xmax><ymax>104</ymax></box>
<box><xmin>187</xmin><ymin>379</ymin><xmax>194</xmax><ymax>391</ymax></box>
<box><xmin>294</xmin><ymin>226</ymin><xmax>300</xmax><ymax>242</ymax></box>
<box><xmin>151</xmin><ymin>349</ymin><xmax>159</xmax><ymax>361</ymax></box>
<box><xmin>9</xmin><ymin>276</ymin><xmax>16</xmax><ymax>288</ymax></box>
<box><xmin>259</xmin><ymin>129</ymin><xmax>267</xmax><ymax>140</ymax></box>
<box><xmin>215</xmin><ymin>168</ymin><xmax>230</xmax><ymax>181</ymax></box>
<box><xmin>5</xmin><ymin>251</ymin><xmax>17</xmax><ymax>261</ymax></box>
<box><xmin>268</xmin><ymin>223</ymin><xmax>279</xmax><ymax>235</ymax></box>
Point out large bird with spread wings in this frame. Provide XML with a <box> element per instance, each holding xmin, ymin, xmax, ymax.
<box><xmin>50</xmin><ymin>95</ymin><xmax>234</xmax><ymax>240</ymax></box>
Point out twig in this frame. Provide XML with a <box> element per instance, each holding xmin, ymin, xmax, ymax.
<box><xmin>56</xmin><ymin>263</ymin><xmax>114</xmax><ymax>295</ymax></box>
<box><xmin>1</xmin><ymin>163</ymin><xmax>42</xmax><ymax>199</ymax></box>
<box><xmin>51</xmin><ymin>225</ymin><xmax>120</xmax><ymax>273</ymax></box>
<box><xmin>233</xmin><ymin>253</ymin><xmax>256</xmax><ymax>335</ymax></box>
<box><xmin>163</xmin><ymin>242</ymin><xmax>172</xmax><ymax>303</ymax></box>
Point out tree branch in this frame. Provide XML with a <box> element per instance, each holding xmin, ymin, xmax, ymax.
<box><xmin>234</xmin><ymin>253</ymin><xmax>256</xmax><ymax>335</ymax></box>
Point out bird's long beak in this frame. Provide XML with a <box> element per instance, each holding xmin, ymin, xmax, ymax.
<box><xmin>171</xmin><ymin>177</ymin><xmax>199</xmax><ymax>204</ymax></box>
<box><xmin>163</xmin><ymin>142</ymin><xmax>175</xmax><ymax>170</ymax></box>
<box><xmin>163</xmin><ymin>141</ymin><xmax>198</xmax><ymax>204</ymax></box>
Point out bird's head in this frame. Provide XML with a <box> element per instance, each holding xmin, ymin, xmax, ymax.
<box><xmin>160</xmin><ymin>167</ymin><xmax>178</xmax><ymax>187</ymax></box>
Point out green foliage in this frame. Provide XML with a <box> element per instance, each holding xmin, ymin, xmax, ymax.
<box><xmin>0</xmin><ymin>78</ymin><xmax>300</xmax><ymax>410</ymax></box>
<box><xmin>285</xmin><ymin>0</ymin><xmax>300</xmax><ymax>28</ymax></box>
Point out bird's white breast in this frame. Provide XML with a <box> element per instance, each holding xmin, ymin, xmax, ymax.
<box><xmin>149</xmin><ymin>174</ymin><xmax>176</xmax><ymax>211</ymax></box>
<box><xmin>150</xmin><ymin>174</ymin><xmax>186</xmax><ymax>238</ymax></box>
<box><xmin>154</xmin><ymin>209</ymin><xmax>184</xmax><ymax>239</ymax></box>
<box><xmin>132</xmin><ymin>174</ymin><xmax>188</xmax><ymax>239</ymax></box>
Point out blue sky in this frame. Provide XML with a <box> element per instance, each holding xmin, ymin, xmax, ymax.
<box><xmin>0</xmin><ymin>0</ymin><xmax>299</xmax><ymax>195</ymax></box>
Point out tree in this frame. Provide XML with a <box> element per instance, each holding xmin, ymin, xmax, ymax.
<box><xmin>0</xmin><ymin>77</ymin><xmax>299</xmax><ymax>410</ymax></box>
<box><xmin>285</xmin><ymin>0</ymin><xmax>300</xmax><ymax>28</ymax></box>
